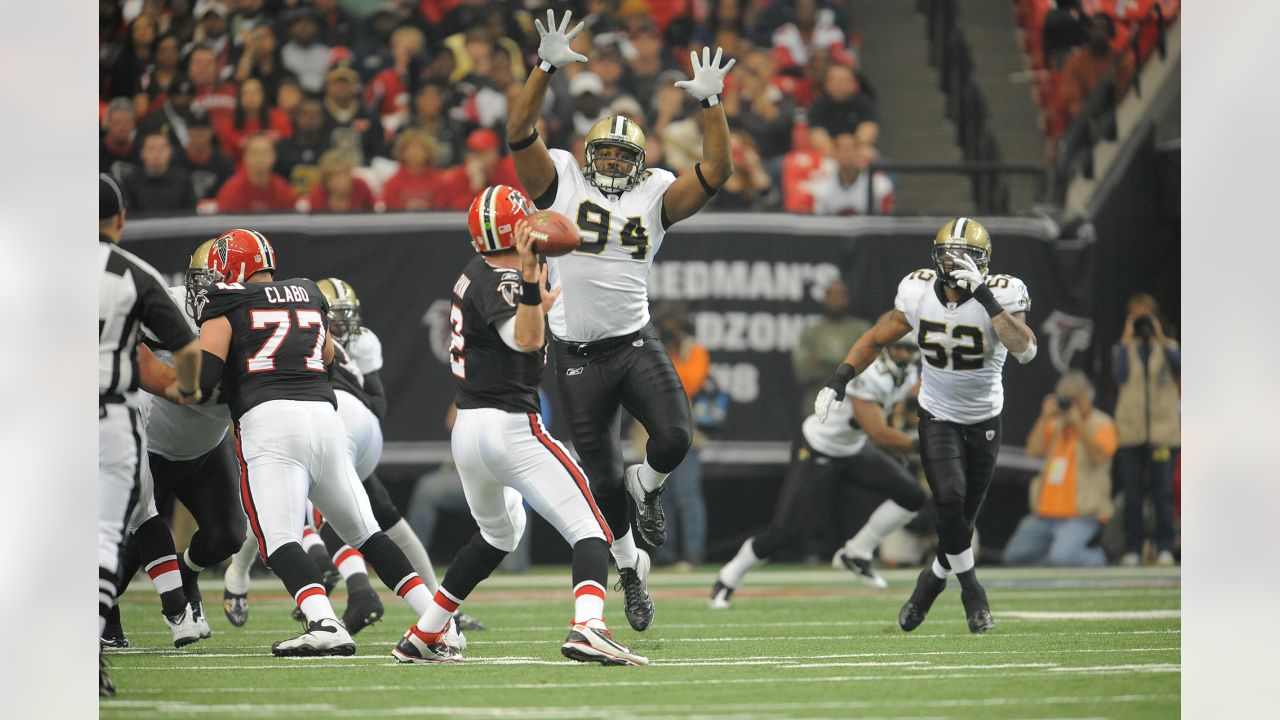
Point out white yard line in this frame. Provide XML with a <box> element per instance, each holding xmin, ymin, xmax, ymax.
<box><xmin>1001</xmin><ymin>610</ymin><xmax>1181</xmax><ymax>620</ymax></box>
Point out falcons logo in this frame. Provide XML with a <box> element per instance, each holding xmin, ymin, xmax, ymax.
<box><xmin>214</xmin><ymin>234</ymin><xmax>231</xmax><ymax>268</ymax></box>
<box><xmin>1039</xmin><ymin>310</ymin><xmax>1093</xmax><ymax>374</ymax></box>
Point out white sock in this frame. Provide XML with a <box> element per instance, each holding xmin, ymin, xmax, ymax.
<box><xmin>395</xmin><ymin>574</ymin><xmax>432</xmax><ymax>615</ymax></box>
<box><xmin>386</xmin><ymin>518</ymin><xmax>439</xmax><ymax>592</ymax></box>
<box><xmin>224</xmin><ymin>536</ymin><xmax>258</xmax><ymax>595</ymax></box>
<box><xmin>931</xmin><ymin>557</ymin><xmax>950</xmax><ymax>579</ymax></box>
<box><xmin>300</xmin><ymin>528</ymin><xmax>326</xmax><ymax>553</ymax></box>
<box><xmin>295</xmin><ymin>584</ymin><xmax>337</xmax><ymax>623</ymax></box>
<box><xmin>573</xmin><ymin>580</ymin><xmax>606</xmax><ymax>625</ymax></box>
<box><xmin>143</xmin><ymin>555</ymin><xmax>183</xmax><ymax>594</ymax></box>
<box><xmin>416</xmin><ymin>588</ymin><xmax>461</xmax><ymax>635</ymax></box>
<box><xmin>719</xmin><ymin>538</ymin><xmax>766</xmax><ymax>588</ymax></box>
<box><xmin>611</xmin><ymin>530</ymin><xmax>639</xmax><ymax>570</ymax></box>
<box><xmin>844</xmin><ymin>502</ymin><xmax>918</xmax><ymax>559</ymax></box>
<box><xmin>332</xmin><ymin>546</ymin><xmax>368</xmax><ymax>580</ymax></box>
<box><xmin>946</xmin><ymin>548</ymin><xmax>976</xmax><ymax>574</ymax></box>
<box><xmin>182</xmin><ymin>548</ymin><xmax>205</xmax><ymax>573</ymax></box>
<box><xmin>637</xmin><ymin>458</ymin><xmax>669</xmax><ymax>493</ymax></box>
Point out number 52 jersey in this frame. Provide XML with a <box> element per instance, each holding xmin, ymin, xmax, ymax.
<box><xmin>196</xmin><ymin>278</ymin><xmax>336</xmax><ymax>420</ymax></box>
<box><xmin>894</xmin><ymin>269</ymin><xmax>1031</xmax><ymax>425</ymax></box>
<box><xmin>539</xmin><ymin>148</ymin><xmax>677</xmax><ymax>343</ymax></box>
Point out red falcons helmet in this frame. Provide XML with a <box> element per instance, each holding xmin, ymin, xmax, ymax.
<box><xmin>208</xmin><ymin>228</ymin><xmax>276</xmax><ymax>283</ymax></box>
<box><xmin>467</xmin><ymin>185</ymin><xmax>533</xmax><ymax>254</ymax></box>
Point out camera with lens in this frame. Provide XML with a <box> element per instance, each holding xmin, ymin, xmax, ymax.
<box><xmin>1133</xmin><ymin>315</ymin><xmax>1154</xmax><ymax>339</ymax></box>
<box><xmin>1056</xmin><ymin>394</ymin><xmax>1075</xmax><ymax>413</ymax></box>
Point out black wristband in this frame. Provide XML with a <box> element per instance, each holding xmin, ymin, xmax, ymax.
<box><xmin>538</xmin><ymin>60</ymin><xmax>556</xmax><ymax>74</ymax></box>
<box><xmin>520</xmin><ymin>280</ymin><xmax>542</xmax><ymax>306</ymax></box>
<box><xmin>694</xmin><ymin>163</ymin><xmax>717</xmax><ymax>197</ymax></box>
<box><xmin>700</xmin><ymin>95</ymin><xmax>720</xmax><ymax>108</ymax></box>
<box><xmin>508</xmin><ymin>128</ymin><xmax>539</xmax><ymax>152</ymax></box>
<box><xmin>971</xmin><ymin>282</ymin><xmax>1004</xmax><ymax>318</ymax></box>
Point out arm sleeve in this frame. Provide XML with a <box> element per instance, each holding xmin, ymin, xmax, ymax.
<box><xmin>137</xmin><ymin>269</ymin><xmax>196</xmax><ymax>351</ymax></box>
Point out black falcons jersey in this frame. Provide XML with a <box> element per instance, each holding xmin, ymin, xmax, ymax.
<box><xmin>450</xmin><ymin>255</ymin><xmax>542</xmax><ymax>413</ymax></box>
<box><xmin>197</xmin><ymin>278</ymin><xmax>336</xmax><ymax>420</ymax></box>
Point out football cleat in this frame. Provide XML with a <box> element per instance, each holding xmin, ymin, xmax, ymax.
<box><xmin>708</xmin><ymin>579</ymin><xmax>734</xmax><ymax>610</ymax></box>
<box><xmin>392</xmin><ymin>620</ymin><xmax>463</xmax><ymax>664</ymax></box>
<box><xmin>561</xmin><ymin>623</ymin><xmax>649</xmax><ymax>666</ymax></box>
<box><xmin>615</xmin><ymin>549</ymin><xmax>655</xmax><ymax>631</ymax></box>
<box><xmin>453</xmin><ymin>612</ymin><xmax>486</xmax><ymax>632</ymax></box>
<box><xmin>342</xmin><ymin>588</ymin><xmax>385</xmax><ymax>635</ymax></box>
<box><xmin>101</xmin><ymin>605</ymin><xmax>129</xmax><ymax>648</ymax></box>
<box><xmin>99</xmin><ymin>649</ymin><xmax>116</xmax><ymax>698</ymax></box>
<box><xmin>223</xmin><ymin>590</ymin><xmax>249</xmax><ymax>627</ymax></box>
<box><xmin>164</xmin><ymin>605</ymin><xmax>202</xmax><ymax>648</ymax></box>
<box><xmin>190</xmin><ymin>601</ymin><xmax>211</xmax><ymax>639</ymax></box>
<box><xmin>898</xmin><ymin>566</ymin><xmax>948</xmax><ymax>632</ymax></box>
<box><xmin>624</xmin><ymin>464</ymin><xmax>666</xmax><ymax>547</ymax></box>
<box><xmin>961</xmin><ymin>584</ymin><xmax>996</xmax><ymax>634</ymax></box>
<box><xmin>832</xmin><ymin>549</ymin><xmax>888</xmax><ymax>590</ymax></box>
<box><xmin>271</xmin><ymin>618</ymin><xmax>355</xmax><ymax>657</ymax></box>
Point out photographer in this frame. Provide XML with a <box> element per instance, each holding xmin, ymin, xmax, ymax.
<box><xmin>1112</xmin><ymin>294</ymin><xmax>1181</xmax><ymax>566</ymax></box>
<box><xmin>1005</xmin><ymin>372</ymin><xmax>1116</xmax><ymax>567</ymax></box>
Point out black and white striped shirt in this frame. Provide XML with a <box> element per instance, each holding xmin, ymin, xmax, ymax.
<box><xmin>99</xmin><ymin>237</ymin><xmax>195</xmax><ymax>400</ymax></box>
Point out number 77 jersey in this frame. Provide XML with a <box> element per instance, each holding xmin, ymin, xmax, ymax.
<box><xmin>196</xmin><ymin>278</ymin><xmax>336</xmax><ymax>421</ymax></box>
<box><xmin>893</xmin><ymin>268</ymin><xmax>1031</xmax><ymax>425</ymax></box>
<box><xmin>540</xmin><ymin>148</ymin><xmax>677</xmax><ymax>342</ymax></box>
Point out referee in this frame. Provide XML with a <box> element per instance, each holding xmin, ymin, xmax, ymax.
<box><xmin>98</xmin><ymin>174</ymin><xmax>201</xmax><ymax>696</ymax></box>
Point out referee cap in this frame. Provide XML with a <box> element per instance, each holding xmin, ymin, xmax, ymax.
<box><xmin>100</xmin><ymin>173</ymin><xmax>124</xmax><ymax>219</ymax></box>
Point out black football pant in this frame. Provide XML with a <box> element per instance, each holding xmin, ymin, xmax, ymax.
<box><xmin>149</xmin><ymin>437</ymin><xmax>247</xmax><ymax>570</ymax></box>
<box><xmin>753</xmin><ymin>439</ymin><xmax>927</xmax><ymax>558</ymax></box>
<box><xmin>553</xmin><ymin>323</ymin><xmax>693</xmax><ymax>541</ymax></box>
<box><xmin>916</xmin><ymin>410</ymin><xmax>1001</xmax><ymax>565</ymax></box>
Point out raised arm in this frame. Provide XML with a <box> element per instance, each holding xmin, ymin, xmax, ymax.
<box><xmin>814</xmin><ymin>309</ymin><xmax>912</xmax><ymax>421</ymax></box>
<box><xmin>951</xmin><ymin>255</ymin><xmax>1037</xmax><ymax>364</ymax></box>
<box><xmin>507</xmin><ymin>9</ymin><xmax>587</xmax><ymax>202</ymax></box>
<box><xmin>511</xmin><ymin>221</ymin><xmax>562</xmax><ymax>352</ymax></box>
<box><xmin>663</xmin><ymin>47</ymin><xmax>737</xmax><ymax>226</ymax></box>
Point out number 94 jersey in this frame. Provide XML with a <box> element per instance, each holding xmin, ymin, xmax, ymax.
<box><xmin>540</xmin><ymin>148</ymin><xmax>676</xmax><ymax>342</ymax></box>
<box><xmin>196</xmin><ymin>278</ymin><xmax>336</xmax><ymax>421</ymax></box>
<box><xmin>893</xmin><ymin>269</ymin><xmax>1031</xmax><ymax>425</ymax></box>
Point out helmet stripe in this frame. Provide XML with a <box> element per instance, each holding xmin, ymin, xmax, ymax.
<box><xmin>328</xmin><ymin>278</ymin><xmax>346</xmax><ymax>300</ymax></box>
<box><xmin>248</xmin><ymin>229</ymin><xmax>275</xmax><ymax>268</ymax></box>
<box><xmin>619</xmin><ymin>116</ymin><xmax>630</xmax><ymax>138</ymax></box>
<box><xmin>480</xmin><ymin>186</ymin><xmax>499</xmax><ymax>252</ymax></box>
<box><xmin>612</xmin><ymin>115</ymin><xmax>623</xmax><ymax>136</ymax></box>
<box><xmin>954</xmin><ymin>217</ymin><xmax>969</xmax><ymax>239</ymax></box>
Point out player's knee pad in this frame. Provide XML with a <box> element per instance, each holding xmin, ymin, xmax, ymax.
<box><xmin>646</xmin><ymin>425</ymin><xmax>693</xmax><ymax>474</ymax></box>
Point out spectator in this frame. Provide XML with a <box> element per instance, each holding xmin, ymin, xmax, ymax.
<box><xmin>187</xmin><ymin>45</ymin><xmax>237</xmax><ymax>122</ymax></box>
<box><xmin>215</xmin><ymin>77</ymin><xmax>292</xmax><ymax>164</ymax></box>
<box><xmin>435</xmin><ymin>128</ymin><xmax>523</xmax><ymax>209</ymax></box>
<box><xmin>1004</xmin><ymin>372</ymin><xmax>1116</xmax><ymax>567</ymax></box>
<box><xmin>770</xmin><ymin>0</ymin><xmax>849</xmax><ymax>72</ymax></box>
<box><xmin>712</xmin><ymin>131</ymin><xmax>777</xmax><ymax>210</ymax></box>
<box><xmin>1042</xmin><ymin>0</ymin><xmax>1090</xmax><ymax>70</ymax></box>
<box><xmin>139</xmin><ymin>75</ymin><xmax>198</xmax><ymax>151</ymax></box>
<box><xmin>592</xmin><ymin>43</ymin><xmax>633</xmax><ymax>107</ymax></box>
<box><xmin>275</xmin><ymin>75</ymin><xmax>304</xmax><ymax>118</ymax></box>
<box><xmin>120</xmin><ymin>131</ymin><xmax>196</xmax><ymax>214</ymax></box>
<box><xmin>350</xmin><ymin>1</ymin><xmax>404</xmax><ymax>80</ymax></box>
<box><xmin>134</xmin><ymin>32</ymin><xmax>183</xmax><ymax>118</ymax></box>
<box><xmin>811</xmin><ymin>132</ymin><xmax>894</xmax><ymax>216</ymax></box>
<box><xmin>726</xmin><ymin>48</ymin><xmax>795</xmax><ymax>159</ymax></box>
<box><xmin>178</xmin><ymin>109</ymin><xmax>236</xmax><ymax>202</ymax></box>
<box><xmin>100</xmin><ymin>98</ymin><xmax>140</xmax><ymax>177</ymax></box>
<box><xmin>792</xmin><ymin>278</ymin><xmax>871</xmax><ymax>418</ymax></box>
<box><xmin>228</xmin><ymin>0</ymin><xmax>269</xmax><ymax>48</ymax></box>
<box><xmin>381</xmin><ymin>130</ymin><xmax>447</xmax><ymax>211</ymax></box>
<box><xmin>365</xmin><ymin>26</ymin><xmax>427</xmax><ymax>137</ymax></box>
<box><xmin>398</xmin><ymin>81</ymin><xmax>465</xmax><ymax>168</ymax></box>
<box><xmin>280</xmin><ymin>7</ymin><xmax>330</xmax><ymax>94</ymax></box>
<box><xmin>307</xmin><ymin>149</ymin><xmax>376</xmax><ymax>213</ymax></box>
<box><xmin>233</xmin><ymin>24</ymin><xmax>289</xmax><ymax>102</ymax></box>
<box><xmin>189</xmin><ymin>1</ymin><xmax>233</xmax><ymax>77</ymax></box>
<box><xmin>1061</xmin><ymin>13</ymin><xmax>1135</xmax><ymax>120</ymax></box>
<box><xmin>275</xmin><ymin>99</ymin><xmax>332</xmax><ymax>198</ymax></box>
<box><xmin>627</xmin><ymin>24</ymin><xmax>674</xmax><ymax>108</ymax></box>
<box><xmin>1112</xmin><ymin>293</ymin><xmax>1180</xmax><ymax>566</ymax></box>
<box><xmin>106</xmin><ymin>14</ymin><xmax>157</xmax><ymax>99</ymax></box>
<box><xmin>808</xmin><ymin>63</ymin><xmax>879</xmax><ymax>147</ymax></box>
<box><xmin>313</xmin><ymin>0</ymin><xmax>359</xmax><ymax>49</ymax></box>
<box><xmin>569</xmin><ymin>72</ymin><xmax>609</xmax><ymax>137</ymax></box>
<box><xmin>214</xmin><ymin>133</ymin><xmax>296</xmax><ymax>212</ymax></box>
<box><xmin>321</xmin><ymin>65</ymin><xmax>386</xmax><ymax>164</ymax></box>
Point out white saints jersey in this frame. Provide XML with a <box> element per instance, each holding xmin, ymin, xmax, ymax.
<box><xmin>894</xmin><ymin>268</ymin><xmax>1031</xmax><ymax>425</ymax></box>
<box><xmin>140</xmin><ymin>286</ymin><xmax>231</xmax><ymax>461</ymax></box>
<box><xmin>802</xmin><ymin>357</ymin><xmax>919</xmax><ymax>458</ymax></box>
<box><xmin>542</xmin><ymin>147</ymin><xmax>677</xmax><ymax>342</ymax></box>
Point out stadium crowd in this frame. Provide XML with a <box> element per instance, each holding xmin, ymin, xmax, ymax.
<box><xmin>100</xmin><ymin>0</ymin><xmax>895</xmax><ymax>216</ymax></box>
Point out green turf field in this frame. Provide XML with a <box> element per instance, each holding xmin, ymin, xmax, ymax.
<box><xmin>101</xmin><ymin>565</ymin><xmax>1180</xmax><ymax>719</ymax></box>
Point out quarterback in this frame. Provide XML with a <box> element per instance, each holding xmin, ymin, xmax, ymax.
<box><xmin>815</xmin><ymin>218</ymin><xmax>1037</xmax><ymax>633</ymax></box>
<box><xmin>505</xmin><ymin>9</ymin><xmax>736</xmax><ymax>632</ymax></box>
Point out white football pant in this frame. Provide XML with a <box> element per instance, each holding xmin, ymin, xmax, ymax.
<box><xmin>100</xmin><ymin>403</ymin><xmax>143</xmax><ymax>574</ymax></box>
<box><xmin>336</xmin><ymin>389</ymin><xmax>383</xmax><ymax>481</ymax></box>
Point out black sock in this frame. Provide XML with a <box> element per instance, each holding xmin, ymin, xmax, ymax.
<box><xmin>571</xmin><ymin>537</ymin><xmax>610</xmax><ymax>589</ymax></box>
<box><xmin>131</xmin><ymin>516</ymin><xmax>190</xmax><ymax>614</ymax></box>
<box><xmin>99</xmin><ymin>566</ymin><xmax>117</xmax><ymax>632</ymax></box>
<box><xmin>440</xmin><ymin>532</ymin><xmax>508</xmax><ymax>602</ymax></box>
<box><xmin>178</xmin><ymin>554</ymin><xmax>203</xmax><ymax>605</ymax></box>
<box><xmin>267</xmin><ymin>542</ymin><xmax>327</xmax><ymax>600</ymax></box>
<box><xmin>345</xmin><ymin>571</ymin><xmax>375</xmax><ymax>595</ymax></box>
<box><xmin>306</xmin><ymin>542</ymin><xmax>339</xmax><ymax>582</ymax></box>
<box><xmin>357</xmin><ymin>531</ymin><xmax>418</xmax><ymax>593</ymax></box>
<box><xmin>956</xmin><ymin>568</ymin><xmax>981</xmax><ymax>593</ymax></box>
<box><xmin>319</xmin><ymin>522</ymin><xmax>345</xmax><ymax>555</ymax></box>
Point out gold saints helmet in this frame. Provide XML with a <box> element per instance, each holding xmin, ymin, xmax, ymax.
<box><xmin>316</xmin><ymin>277</ymin><xmax>362</xmax><ymax>341</ymax></box>
<box><xmin>583</xmin><ymin>115</ymin><xmax>646</xmax><ymax>194</ymax></box>
<box><xmin>184</xmin><ymin>237</ymin><xmax>218</xmax><ymax>319</ymax></box>
<box><xmin>932</xmin><ymin>217</ymin><xmax>992</xmax><ymax>288</ymax></box>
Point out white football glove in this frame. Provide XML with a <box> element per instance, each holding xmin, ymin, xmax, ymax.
<box><xmin>674</xmin><ymin>46</ymin><xmax>736</xmax><ymax>101</ymax></box>
<box><xmin>344</xmin><ymin>329</ymin><xmax>384</xmax><ymax>374</ymax></box>
<box><xmin>951</xmin><ymin>253</ymin><xmax>986</xmax><ymax>292</ymax></box>
<box><xmin>814</xmin><ymin>387</ymin><xmax>841</xmax><ymax>423</ymax></box>
<box><xmin>534</xmin><ymin>9</ymin><xmax>588</xmax><ymax>69</ymax></box>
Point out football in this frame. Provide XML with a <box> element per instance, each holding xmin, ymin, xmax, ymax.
<box><xmin>527</xmin><ymin>210</ymin><xmax>580</xmax><ymax>256</ymax></box>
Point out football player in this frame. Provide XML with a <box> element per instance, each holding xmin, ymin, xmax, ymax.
<box><xmin>392</xmin><ymin>186</ymin><xmax>646</xmax><ymax>665</ymax></box>
<box><xmin>506</xmin><ymin>9</ymin><xmax>737</xmax><ymax>632</ymax></box>
<box><xmin>187</xmin><ymin>228</ymin><xmax>437</xmax><ymax>656</ymax></box>
<box><xmin>814</xmin><ymin>218</ymin><xmax>1037</xmax><ymax>633</ymax></box>
<box><xmin>709</xmin><ymin>335</ymin><xmax>927</xmax><ymax>609</ymax></box>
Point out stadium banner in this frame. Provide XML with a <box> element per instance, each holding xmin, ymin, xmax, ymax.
<box><xmin>122</xmin><ymin>213</ymin><xmax>1088</xmax><ymax>447</ymax></box>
